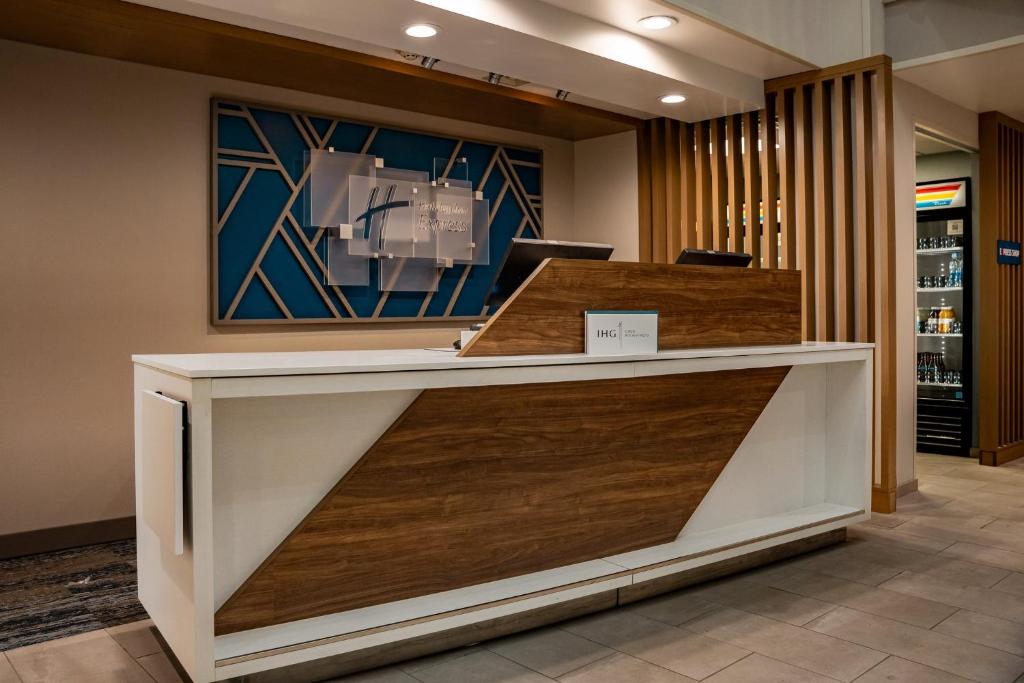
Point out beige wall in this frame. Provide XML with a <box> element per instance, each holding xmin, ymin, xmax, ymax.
<box><xmin>892</xmin><ymin>77</ymin><xmax>979</xmax><ymax>488</ymax></box>
<box><xmin>0</xmin><ymin>39</ymin><xmax>612</xmax><ymax>536</ymax></box>
<box><xmin>574</xmin><ymin>132</ymin><xmax>640</xmax><ymax>261</ymax></box>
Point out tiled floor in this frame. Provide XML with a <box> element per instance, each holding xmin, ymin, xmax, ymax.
<box><xmin>4</xmin><ymin>453</ymin><xmax>1024</xmax><ymax>682</ymax></box>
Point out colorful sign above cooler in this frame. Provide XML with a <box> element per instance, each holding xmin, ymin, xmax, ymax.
<box><xmin>916</xmin><ymin>180</ymin><xmax>967</xmax><ymax>211</ymax></box>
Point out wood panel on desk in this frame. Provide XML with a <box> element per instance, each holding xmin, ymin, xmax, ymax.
<box><xmin>0</xmin><ymin>0</ymin><xmax>639</xmax><ymax>141</ymax></box>
<box><xmin>214</xmin><ymin>366</ymin><xmax>790</xmax><ymax>635</ymax></box>
<box><xmin>458</xmin><ymin>260</ymin><xmax>800</xmax><ymax>357</ymax></box>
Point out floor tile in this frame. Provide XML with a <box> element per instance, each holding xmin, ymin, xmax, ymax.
<box><xmin>0</xmin><ymin>654</ymin><xmax>19</xmax><ymax>683</ymax></box>
<box><xmin>703</xmin><ymin>653</ymin><xmax>835</xmax><ymax>682</ymax></box>
<box><xmin>848</xmin><ymin>525</ymin><xmax>959</xmax><ymax>553</ymax></box>
<box><xmin>412</xmin><ymin>649</ymin><xmax>554</xmax><ymax>683</ymax></box>
<box><xmin>399</xmin><ymin>646</ymin><xmax>480</xmax><ymax>675</ymax></box>
<box><xmin>628</xmin><ymin>592</ymin><xmax>720</xmax><ymax>626</ymax></box>
<box><xmin>859</xmin><ymin>513</ymin><xmax>909</xmax><ymax>529</ymax></box>
<box><xmin>557</xmin><ymin>652</ymin><xmax>697</xmax><ymax>683</ymax></box>
<box><xmin>329</xmin><ymin>666</ymin><xmax>420</xmax><ymax>682</ymax></box>
<box><xmin>995</xmin><ymin>573</ymin><xmax>1024</xmax><ymax>598</ymax></box>
<box><xmin>562</xmin><ymin>610</ymin><xmax>748</xmax><ymax>680</ymax></box>
<box><xmin>5</xmin><ymin>629</ymin><xmax>153</xmax><ymax>683</ymax></box>
<box><xmin>685</xmin><ymin>579</ymin><xmax>835</xmax><ymax>626</ymax></box>
<box><xmin>918</xmin><ymin>474</ymin><xmax>991</xmax><ymax>491</ymax></box>
<box><xmin>941</xmin><ymin>542</ymin><xmax>1024</xmax><ymax>573</ymax></box>
<box><xmin>747</xmin><ymin>566</ymin><xmax>957</xmax><ymax>628</ymax></box>
<box><xmin>684</xmin><ymin>606</ymin><xmax>886</xmax><ymax>681</ymax></box>
<box><xmin>853</xmin><ymin>656</ymin><xmax>972</xmax><ymax>682</ymax></box>
<box><xmin>137</xmin><ymin>650</ymin><xmax>188</xmax><ymax>683</ymax></box>
<box><xmin>881</xmin><ymin>571</ymin><xmax>1024</xmax><ymax>624</ymax></box>
<box><xmin>789</xmin><ymin>551</ymin><xmax>904</xmax><ymax>587</ymax></box>
<box><xmin>486</xmin><ymin>627</ymin><xmax>613</xmax><ymax>678</ymax></box>
<box><xmin>934</xmin><ymin>610</ymin><xmax>1024</xmax><ymax>657</ymax></box>
<box><xmin>107</xmin><ymin>620</ymin><xmax>162</xmax><ymax>659</ymax></box>
<box><xmin>808</xmin><ymin>605</ymin><xmax>1024</xmax><ymax>683</ymax></box>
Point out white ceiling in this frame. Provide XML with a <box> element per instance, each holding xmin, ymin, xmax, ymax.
<box><xmin>533</xmin><ymin>0</ymin><xmax>811</xmax><ymax>79</ymax></box>
<box><xmin>126</xmin><ymin>0</ymin><xmax>811</xmax><ymax>123</ymax></box>
<box><xmin>915</xmin><ymin>131</ymin><xmax>972</xmax><ymax>156</ymax></box>
<box><xmin>896</xmin><ymin>38</ymin><xmax>1024</xmax><ymax>123</ymax></box>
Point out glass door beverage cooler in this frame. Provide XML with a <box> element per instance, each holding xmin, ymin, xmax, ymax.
<box><xmin>915</xmin><ymin>178</ymin><xmax>972</xmax><ymax>455</ymax></box>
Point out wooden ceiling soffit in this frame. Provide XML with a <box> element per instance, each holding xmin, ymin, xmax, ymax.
<box><xmin>0</xmin><ymin>0</ymin><xmax>642</xmax><ymax>140</ymax></box>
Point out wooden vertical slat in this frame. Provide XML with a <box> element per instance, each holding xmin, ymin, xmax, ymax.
<box><xmin>794</xmin><ymin>84</ymin><xmax>816</xmax><ymax>339</ymax></box>
<box><xmin>662</xmin><ymin>118</ymin><xmax>682</xmax><ymax>264</ymax></box>
<box><xmin>777</xmin><ymin>89</ymin><xmax>798</xmax><ymax>269</ymax></box>
<box><xmin>761</xmin><ymin>93</ymin><xmax>779</xmax><ymax>269</ymax></box>
<box><xmin>710</xmin><ymin>118</ymin><xmax>729</xmax><ymax>250</ymax></box>
<box><xmin>726</xmin><ymin>114</ymin><xmax>744</xmax><ymax>253</ymax></box>
<box><xmin>681</xmin><ymin>122</ymin><xmax>697</xmax><ymax>251</ymax></box>
<box><xmin>812</xmin><ymin>79</ymin><xmax>835</xmax><ymax>341</ymax></box>
<box><xmin>743</xmin><ymin>111</ymin><xmax>762</xmax><ymax>267</ymax></box>
<box><xmin>853</xmin><ymin>72</ymin><xmax>875</xmax><ymax>343</ymax></box>
<box><xmin>649</xmin><ymin>119</ymin><xmax>669</xmax><ymax>264</ymax></box>
<box><xmin>834</xmin><ymin>76</ymin><xmax>855</xmax><ymax>341</ymax></box>
<box><xmin>695</xmin><ymin>121</ymin><xmax>713</xmax><ymax>249</ymax></box>
<box><xmin>874</xmin><ymin>64</ymin><xmax>898</xmax><ymax>508</ymax></box>
<box><xmin>636</xmin><ymin>120</ymin><xmax>653</xmax><ymax>263</ymax></box>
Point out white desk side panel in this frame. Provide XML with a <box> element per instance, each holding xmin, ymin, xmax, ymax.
<box><xmin>211</xmin><ymin>390</ymin><xmax>420</xmax><ymax>608</ymax></box>
<box><xmin>140</xmin><ymin>391</ymin><xmax>185</xmax><ymax>555</ymax></box>
<box><xmin>134</xmin><ymin>366</ymin><xmax>214</xmax><ymax>682</ymax></box>
<box><xmin>680</xmin><ymin>364</ymin><xmax>827</xmax><ymax>536</ymax></box>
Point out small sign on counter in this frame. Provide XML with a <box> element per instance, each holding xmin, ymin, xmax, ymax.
<box><xmin>585</xmin><ymin>311</ymin><xmax>658</xmax><ymax>355</ymax></box>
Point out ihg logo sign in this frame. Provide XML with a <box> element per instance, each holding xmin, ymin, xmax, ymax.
<box><xmin>596</xmin><ymin>329</ymin><xmax>618</xmax><ymax>339</ymax></box>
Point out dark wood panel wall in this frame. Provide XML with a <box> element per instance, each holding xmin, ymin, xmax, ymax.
<box><xmin>979</xmin><ymin>112</ymin><xmax>1024</xmax><ymax>466</ymax></box>
<box><xmin>637</xmin><ymin>56</ymin><xmax>898</xmax><ymax>511</ymax></box>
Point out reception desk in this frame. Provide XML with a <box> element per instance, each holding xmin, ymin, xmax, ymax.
<box><xmin>133</xmin><ymin>341</ymin><xmax>872</xmax><ymax>682</ymax></box>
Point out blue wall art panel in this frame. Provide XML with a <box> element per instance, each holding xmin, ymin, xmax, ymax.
<box><xmin>212</xmin><ymin>99</ymin><xmax>543</xmax><ymax>323</ymax></box>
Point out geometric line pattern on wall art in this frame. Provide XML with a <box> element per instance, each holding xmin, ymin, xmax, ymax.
<box><xmin>214</xmin><ymin>366</ymin><xmax>791</xmax><ymax>635</ymax></box>
<box><xmin>211</xmin><ymin>98</ymin><xmax>543</xmax><ymax>324</ymax></box>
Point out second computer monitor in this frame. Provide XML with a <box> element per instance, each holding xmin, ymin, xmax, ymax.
<box><xmin>675</xmin><ymin>248</ymin><xmax>752</xmax><ymax>268</ymax></box>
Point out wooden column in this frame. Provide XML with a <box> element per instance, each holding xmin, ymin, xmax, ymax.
<box><xmin>979</xmin><ymin>112</ymin><xmax>1024</xmax><ymax>466</ymax></box>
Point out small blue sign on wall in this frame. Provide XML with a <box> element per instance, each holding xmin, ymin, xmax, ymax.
<box><xmin>997</xmin><ymin>240</ymin><xmax>1022</xmax><ymax>266</ymax></box>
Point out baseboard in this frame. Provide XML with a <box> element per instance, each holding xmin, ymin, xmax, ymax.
<box><xmin>896</xmin><ymin>478</ymin><xmax>919</xmax><ymax>498</ymax></box>
<box><xmin>871</xmin><ymin>486</ymin><xmax>896</xmax><ymax>513</ymax></box>
<box><xmin>225</xmin><ymin>528</ymin><xmax>848</xmax><ymax>682</ymax></box>
<box><xmin>0</xmin><ymin>516</ymin><xmax>135</xmax><ymax>560</ymax></box>
<box><xmin>980</xmin><ymin>442</ymin><xmax>1024</xmax><ymax>467</ymax></box>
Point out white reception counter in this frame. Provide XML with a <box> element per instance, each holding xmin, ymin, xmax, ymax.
<box><xmin>133</xmin><ymin>342</ymin><xmax>872</xmax><ymax>682</ymax></box>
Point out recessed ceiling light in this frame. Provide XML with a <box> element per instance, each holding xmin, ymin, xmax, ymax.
<box><xmin>404</xmin><ymin>23</ymin><xmax>440</xmax><ymax>38</ymax></box>
<box><xmin>637</xmin><ymin>15</ymin><xmax>677</xmax><ymax>30</ymax></box>
<box><xmin>660</xmin><ymin>94</ymin><xmax>686</xmax><ymax>104</ymax></box>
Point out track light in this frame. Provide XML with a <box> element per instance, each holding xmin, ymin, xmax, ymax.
<box><xmin>555</xmin><ymin>90</ymin><xmax>570</xmax><ymax>101</ymax></box>
<box><xmin>420</xmin><ymin>56</ymin><xmax>440</xmax><ymax>69</ymax></box>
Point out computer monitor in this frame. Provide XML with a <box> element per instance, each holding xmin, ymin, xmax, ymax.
<box><xmin>485</xmin><ymin>238</ymin><xmax>614</xmax><ymax>308</ymax></box>
<box><xmin>675</xmin><ymin>248</ymin><xmax>752</xmax><ymax>268</ymax></box>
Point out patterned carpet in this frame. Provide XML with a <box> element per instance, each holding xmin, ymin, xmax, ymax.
<box><xmin>0</xmin><ymin>539</ymin><xmax>146</xmax><ymax>651</ymax></box>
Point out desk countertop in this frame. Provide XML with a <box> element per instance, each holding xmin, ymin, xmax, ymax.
<box><xmin>132</xmin><ymin>342</ymin><xmax>873</xmax><ymax>379</ymax></box>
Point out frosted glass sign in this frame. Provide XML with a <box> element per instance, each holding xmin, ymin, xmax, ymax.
<box><xmin>306</xmin><ymin>150</ymin><xmax>490</xmax><ymax>289</ymax></box>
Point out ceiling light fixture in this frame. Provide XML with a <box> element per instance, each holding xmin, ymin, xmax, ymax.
<box><xmin>659</xmin><ymin>94</ymin><xmax>686</xmax><ymax>104</ymax></box>
<box><xmin>637</xmin><ymin>15</ymin><xmax>677</xmax><ymax>30</ymax></box>
<box><xmin>404</xmin><ymin>23</ymin><xmax>440</xmax><ymax>38</ymax></box>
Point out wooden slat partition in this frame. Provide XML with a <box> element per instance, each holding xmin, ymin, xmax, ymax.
<box><xmin>979</xmin><ymin>112</ymin><xmax>1024</xmax><ymax>466</ymax></box>
<box><xmin>637</xmin><ymin>55</ymin><xmax>898</xmax><ymax>511</ymax></box>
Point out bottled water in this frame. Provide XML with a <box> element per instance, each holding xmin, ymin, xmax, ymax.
<box><xmin>948</xmin><ymin>252</ymin><xmax>962</xmax><ymax>288</ymax></box>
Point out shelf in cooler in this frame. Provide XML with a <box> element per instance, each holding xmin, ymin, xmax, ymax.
<box><xmin>917</xmin><ymin>287</ymin><xmax>963</xmax><ymax>292</ymax></box>
<box><xmin>917</xmin><ymin>382</ymin><xmax>963</xmax><ymax>388</ymax></box>
<box><xmin>916</xmin><ymin>247</ymin><xmax>963</xmax><ymax>255</ymax></box>
<box><xmin>916</xmin><ymin>333</ymin><xmax>962</xmax><ymax>338</ymax></box>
